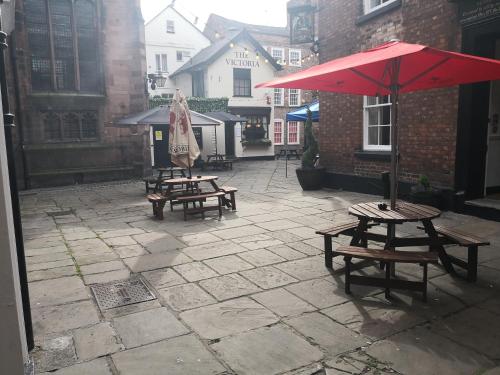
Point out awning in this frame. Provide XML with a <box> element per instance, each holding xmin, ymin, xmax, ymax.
<box><xmin>286</xmin><ymin>100</ymin><xmax>319</xmax><ymax>122</ymax></box>
<box><xmin>116</xmin><ymin>105</ymin><xmax>222</xmax><ymax>126</ymax></box>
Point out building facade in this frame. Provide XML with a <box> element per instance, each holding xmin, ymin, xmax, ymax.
<box><xmin>8</xmin><ymin>0</ymin><xmax>149</xmax><ymax>188</ymax></box>
<box><xmin>145</xmin><ymin>5</ymin><xmax>211</xmax><ymax>98</ymax></box>
<box><xmin>171</xmin><ymin>30</ymin><xmax>283</xmax><ymax>160</ymax></box>
<box><xmin>317</xmin><ymin>0</ymin><xmax>500</xmax><ymax>203</ymax></box>
<box><xmin>204</xmin><ymin>13</ymin><xmax>318</xmax><ymax>156</ymax></box>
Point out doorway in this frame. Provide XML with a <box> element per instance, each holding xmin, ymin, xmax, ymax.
<box><xmin>152</xmin><ymin>125</ymin><xmax>171</xmax><ymax>168</ymax></box>
<box><xmin>485</xmin><ymin>39</ymin><xmax>500</xmax><ymax>197</ymax></box>
<box><xmin>225</xmin><ymin>122</ymin><xmax>235</xmax><ymax>157</ymax></box>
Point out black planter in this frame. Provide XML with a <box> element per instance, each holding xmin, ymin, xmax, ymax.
<box><xmin>410</xmin><ymin>191</ymin><xmax>440</xmax><ymax>208</ymax></box>
<box><xmin>296</xmin><ymin>167</ymin><xmax>325</xmax><ymax>190</ymax></box>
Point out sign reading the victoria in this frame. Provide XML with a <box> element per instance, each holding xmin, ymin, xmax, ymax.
<box><xmin>459</xmin><ymin>0</ymin><xmax>500</xmax><ymax>25</ymax></box>
<box><xmin>226</xmin><ymin>52</ymin><xmax>260</xmax><ymax>68</ymax></box>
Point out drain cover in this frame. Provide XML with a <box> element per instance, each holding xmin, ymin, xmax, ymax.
<box><xmin>47</xmin><ymin>210</ymin><xmax>74</xmax><ymax>217</ymax></box>
<box><xmin>90</xmin><ymin>278</ymin><xmax>156</xmax><ymax>310</ymax></box>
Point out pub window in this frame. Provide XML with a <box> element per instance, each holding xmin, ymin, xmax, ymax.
<box><xmin>287</xmin><ymin>121</ymin><xmax>299</xmax><ymax>144</ymax></box>
<box><xmin>176</xmin><ymin>51</ymin><xmax>191</xmax><ymax>62</ymax></box>
<box><xmin>25</xmin><ymin>0</ymin><xmax>100</xmax><ymax>92</ymax></box>
<box><xmin>274</xmin><ymin>88</ymin><xmax>284</xmax><ymax>106</ymax></box>
<box><xmin>155</xmin><ymin>54</ymin><xmax>168</xmax><ymax>73</ymax></box>
<box><xmin>242</xmin><ymin>115</ymin><xmax>268</xmax><ymax>140</ymax></box>
<box><xmin>166</xmin><ymin>20</ymin><xmax>175</xmax><ymax>33</ymax></box>
<box><xmin>363</xmin><ymin>95</ymin><xmax>391</xmax><ymax>151</ymax></box>
<box><xmin>274</xmin><ymin>119</ymin><xmax>284</xmax><ymax>145</ymax></box>
<box><xmin>192</xmin><ymin>71</ymin><xmax>205</xmax><ymax>97</ymax></box>
<box><xmin>363</xmin><ymin>0</ymin><xmax>397</xmax><ymax>14</ymax></box>
<box><xmin>289</xmin><ymin>89</ymin><xmax>301</xmax><ymax>107</ymax></box>
<box><xmin>271</xmin><ymin>47</ymin><xmax>285</xmax><ymax>64</ymax></box>
<box><xmin>233</xmin><ymin>68</ymin><xmax>251</xmax><ymax>97</ymax></box>
<box><xmin>289</xmin><ymin>49</ymin><xmax>302</xmax><ymax>67</ymax></box>
<box><xmin>42</xmin><ymin>110</ymin><xmax>99</xmax><ymax>141</ymax></box>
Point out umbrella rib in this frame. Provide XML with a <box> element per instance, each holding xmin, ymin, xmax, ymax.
<box><xmin>399</xmin><ymin>57</ymin><xmax>451</xmax><ymax>89</ymax></box>
<box><xmin>349</xmin><ymin>68</ymin><xmax>391</xmax><ymax>90</ymax></box>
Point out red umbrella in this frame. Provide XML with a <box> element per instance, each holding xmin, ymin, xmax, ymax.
<box><xmin>256</xmin><ymin>40</ymin><xmax>500</xmax><ymax>209</ymax></box>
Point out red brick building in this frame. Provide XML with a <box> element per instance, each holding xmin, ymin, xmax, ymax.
<box><xmin>7</xmin><ymin>0</ymin><xmax>150</xmax><ymax>188</ymax></box>
<box><xmin>317</xmin><ymin>0</ymin><xmax>500</xmax><ymax>204</ymax></box>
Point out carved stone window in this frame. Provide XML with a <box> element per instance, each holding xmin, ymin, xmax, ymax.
<box><xmin>25</xmin><ymin>0</ymin><xmax>100</xmax><ymax>92</ymax></box>
<box><xmin>42</xmin><ymin>110</ymin><xmax>98</xmax><ymax>141</ymax></box>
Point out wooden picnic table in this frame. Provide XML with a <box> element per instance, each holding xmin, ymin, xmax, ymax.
<box><xmin>152</xmin><ymin>167</ymin><xmax>186</xmax><ymax>192</ymax></box>
<box><xmin>276</xmin><ymin>149</ymin><xmax>301</xmax><ymax>160</ymax></box>
<box><xmin>204</xmin><ymin>154</ymin><xmax>233</xmax><ymax>170</ymax></box>
<box><xmin>347</xmin><ymin>201</ymin><xmax>456</xmax><ymax>274</ymax></box>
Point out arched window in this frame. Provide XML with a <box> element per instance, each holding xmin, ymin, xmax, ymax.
<box><xmin>25</xmin><ymin>0</ymin><xmax>100</xmax><ymax>92</ymax></box>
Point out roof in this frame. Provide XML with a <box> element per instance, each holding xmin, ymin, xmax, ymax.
<box><xmin>204</xmin><ymin>14</ymin><xmax>288</xmax><ymax>39</ymax></box>
<box><xmin>116</xmin><ymin>106</ymin><xmax>222</xmax><ymax>126</ymax></box>
<box><xmin>170</xmin><ymin>29</ymin><xmax>282</xmax><ymax>77</ymax></box>
<box><xmin>204</xmin><ymin>112</ymin><xmax>248</xmax><ymax>123</ymax></box>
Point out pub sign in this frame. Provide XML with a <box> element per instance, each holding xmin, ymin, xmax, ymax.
<box><xmin>458</xmin><ymin>0</ymin><xmax>500</xmax><ymax>25</ymax></box>
<box><xmin>289</xmin><ymin>4</ymin><xmax>316</xmax><ymax>45</ymax></box>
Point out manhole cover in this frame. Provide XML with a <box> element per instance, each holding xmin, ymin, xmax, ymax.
<box><xmin>90</xmin><ymin>278</ymin><xmax>156</xmax><ymax>310</ymax></box>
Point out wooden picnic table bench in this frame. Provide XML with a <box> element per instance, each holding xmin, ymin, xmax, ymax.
<box><xmin>176</xmin><ymin>191</ymin><xmax>225</xmax><ymax>221</ymax></box>
<box><xmin>203</xmin><ymin>154</ymin><xmax>233</xmax><ymax>171</ymax></box>
<box><xmin>336</xmin><ymin>245</ymin><xmax>438</xmax><ymax>301</ymax></box>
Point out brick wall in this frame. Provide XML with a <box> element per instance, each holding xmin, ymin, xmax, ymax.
<box><xmin>318</xmin><ymin>0</ymin><xmax>461</xmax><ymax>189</ymax></box>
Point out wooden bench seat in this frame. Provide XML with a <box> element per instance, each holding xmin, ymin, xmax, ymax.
<box><xmin>419</xmin><ymin>225</ymin><xmax>490</xmax><ymax>282</ymax></box>
<box><xmin>316</xmin><ymin>220</ymin><xmax>378</xmax><ymax>268</ymax></box>
<box><xmin>335</xmin><ymin>245</ymin><xmax>438</xmax><ymax>301</ymax></box>
<box><xmin>219</xmin><ymin>186</ymin><xmax>238</xmax><ymax>210</ymax></box>
<box><xmin>147</xmin><ymin>193</ymin><xmax>167</xmax><ymax>220</ymax></box>
<box><xmin>176</xmin><ymin>192</ymin><xmax>225</xmax><ymax>220</ymax></box>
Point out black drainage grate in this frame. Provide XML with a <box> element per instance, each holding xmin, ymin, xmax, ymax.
<box><xmin>90</xmin><ymin>278</ymin><xmax>156</xmax><ymax>311</ymax></box>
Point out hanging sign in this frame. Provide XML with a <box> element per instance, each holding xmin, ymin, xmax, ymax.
<box><xmin>288</xmin><ymin>4</ymin><xmax>316</xmax><ymax>45</ymax></box>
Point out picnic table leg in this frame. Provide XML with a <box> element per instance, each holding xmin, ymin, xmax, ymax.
<box><xmin>467</xmin><ymin>246</ymin><xmax>478</xmax><ymax>282</ymax></box>
<box><xmin>384</xmin><ymin>223</ymin><xmax>396</xmax><ymax>277</ymax></box>
<box><xmin>350</xmin><ymin>218</ymin><xmax>368</xmax><ymax>246</ymax></box>
<box><xmin>421</xmin><ymin>219</ymin><xmax>455</xmax><ymax>275</ymax></box>
<box><xmin>324</xmin><ymin>235</ymin><xmax>333</xmax><ymax>268</ymax></box>
<box><xmin>345</xmin><ymin>257</ymin><xmax>352</xmax><ymax>294</ymax></box>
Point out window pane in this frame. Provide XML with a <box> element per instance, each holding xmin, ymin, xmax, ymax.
<box><xmin>75</xmin><ymin>0</ymin><xmax>99</xmax><ymax>92</ymax></box>
<box><xmin>43</xmin><ymin>112</ymin><xmax>62</xmax><ymax>140</ymax></box>
<box><xmin>367</xmin><ymin>108</ymin><xmax>379</xmax><ymax>125</ymax></box>
<box><xmin>161</xmin><ymin>54</ymin><xmax>168</xmax><ymax>72</ymax></box>
<box><xmin>26</xmin><ymin>0</ymin><xmax>52</xmax><ymax>90</ymax></box>
<box><xmin>380</xmin><ymin>126</ymin><xmax>391</xmax><ymax>145</ymax></box>
<box><xmin>233</xmin><ymin>69</ymin><xmax>251</xmax><ymax>96</ymax></box>
<box><xmin>155</xmin><ymin>55</ymin><xmax>161</xmax><ymax>72</ymax></box>
<box><xmin>381</xmin><ymin>106</ymin><xmax>391</xmax><ymax>125</ymax></box>
<box><xmin>51</xmin><ymin>0</ymin><xmax>75</xmax><ymax>90</ymax></box>
<box><xmin>368</xmin><ymin>126</ymin><xmax>378</xmax><ymax>145</ymax></box>
<box><xmin>63</xmin><ymin>113</ymin><xmax>80</xmax><ymax>139</ymax></box>
<box><xmin>366</xmin><ymin>96</ymin><xmax>377</xmax><ymax>106</ymax></box>
<box><xmin>81</xmin><ymin>112</ymin><xmax>98</xmax><ymax>138</ymax></box>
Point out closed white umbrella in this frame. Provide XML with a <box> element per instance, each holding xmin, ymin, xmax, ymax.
<box><xmin>169</xmin><ymin>90</ymin><xmax>200</xmax><ymax>175</ymax></box>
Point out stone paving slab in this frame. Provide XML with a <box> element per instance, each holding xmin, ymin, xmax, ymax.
<box><xmin>203</xmin><ymin>255</ymin><xmax>255</xmax><ymax>274</ymax></box>
<box><xmin>73</xmin><ymin>322</ymin><xmax>123</xmax><ymax>360</ymax></box>
<box><xmin>32</xmin><ymin>335</ymin><xmax>77</xmax><ymax>372</ymax></box>
<box><xmin>199</xmin><ymin>273</ymin><xmax>261</xmax><ymax>301</ymax></box>
<box><xmin>238</xmin><ymin>249</ymin><xmax>287</xmax><ymax>267</ymax></box>
<box><xmin>286</xmin><ymin>278</ymin><xmax>350</xmax><ymax>309</ymax></box>
<box><xmin>141</xmin><ymin>267</ymin><xmax>186</xmax><ymax>289</ymax></box>
<box><xmin>180</xmin><ymin>297</ymin><xmax>278</xmax><ymax>339</ymax></box>
<box><xmin>113</xmin><ymin>307</ymin><xmax>189</xmax><ymax>348</ymax></box>
<box><xmin>366</xmin><ymin>325</ymin><xmax>495</xmax><ymax>375</ymax></box>
<box><xmin>132</xmin><ymin>232</ymin><xmax>186</xmax><ymax>253</ymax></box>
<box><xmin>112</xmin><ymin>334</ymin><xmax>226</xmax><ymax>375</ymax></box>
<box><xmin>157</xmin><ymin>283</ymin><xmax>216</xmax><ymax>311</ymax></box>
<box><xmin>173</xmin><ymin>261</ymin><xmax>218</xmax><ymax>282</ymax></box>
<box><xmin>252</xmin><ymin>288</ymin><xmax>316</xmax><ymax>317</ymax></box>
<box><xmin>29</xmin><ymin>276</ymin><xmax>89</xmax><ymax>308</ymax></box>
<box><xmin>39</xmin><ymin>358</ymin><xmax>113</xmax><ymax>375</ymax></box>
<box><xmin>182</xmin><ymin>240</ymin><xmax>248</xmax><ymax>260</ymax></box>
<box><xmin>212</xmin><ymin>325</ymin><xmax>323</xmax><ymax>375</ymax></box>
<box><xmin>28</xmin><ymin>266</ymin><xmax>77</xmax><ymax>282</ymax></box>
<box><xmin>123</xmin><ymin>251</ymin><xmax>192</xmax><ymax>272</ymax></box>
<box><xmin>240</xmin><ymin>266</ymin><xmax>298</xmax><ymax>289</ymax></box>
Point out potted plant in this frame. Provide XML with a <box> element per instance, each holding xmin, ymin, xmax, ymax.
<box><xmin>296</xmin><ymin>109</ymin><xmax>325</xmax><ymax>190</ymax></box>
<box><xmin>410</xmin><ymin>175</ymin><xmax>440</xmax><ymax>208</ymax></box>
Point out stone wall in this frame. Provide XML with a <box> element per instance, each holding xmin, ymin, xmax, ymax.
<box><xmin>8</xmin><ymin>0</ymin><xmax>149</xmax><ymax>188</ymax></box>
<box><xmin>318</xmin><ymin>0</ymin><xmax>461</xmax><ymax>189</ymax></box>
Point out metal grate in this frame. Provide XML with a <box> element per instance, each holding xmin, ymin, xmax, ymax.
<box><xmin>90</xmin><ymin>278</ymin><xmax>156</xmax><ymax>311</ymax></box>
<box><xmin>47</xmin><ymin>209</ymin><xmax>74</xmax><ymax>217</ymax></box>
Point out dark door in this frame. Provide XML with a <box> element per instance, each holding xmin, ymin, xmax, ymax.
<box><xmin>456</xmin><ymin>20</ymin><xmax>500</xmax><ymax>199</ymax></box>
<box><xmin>225</xmin><ymin>122</ymin><xmax>235</xmax><ymax>157</ymax></box>
<box><xmin>152</xmin><ymin>125</ymin><xmax>171</xmax><ymax>168</ymax></box>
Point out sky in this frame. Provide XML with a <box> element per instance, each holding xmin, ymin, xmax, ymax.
<box><xmin>140</xmin><ymin>0</ymin><xmax>289</xmax><ymax>30</ymax></box>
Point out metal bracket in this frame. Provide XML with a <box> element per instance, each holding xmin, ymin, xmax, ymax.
<box><xmin>0</xmin><ymin>31</ymin><xmax>7</xmax><ymax>50</ymax></box>
<box><xmin>4</xmin><ymin>113</ymin><xmax>15</xmax><ymax>127</ymax></box>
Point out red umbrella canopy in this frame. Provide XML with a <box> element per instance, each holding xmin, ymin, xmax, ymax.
<box><xmin>256</xmin><ymin>40</ymin><xmax>500</xmax><ymax>95</ymax></box>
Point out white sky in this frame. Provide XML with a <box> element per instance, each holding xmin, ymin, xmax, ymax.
<box><xmin>140</xmin><ymin>0</ymin><xmax>289</xmax><ymax>30</ymax></box>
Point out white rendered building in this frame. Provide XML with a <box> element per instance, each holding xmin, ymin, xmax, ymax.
<box><xmin>145</xmin><ymin>4</ymin><xmax>210</xmax><ymax>97</ymax></box>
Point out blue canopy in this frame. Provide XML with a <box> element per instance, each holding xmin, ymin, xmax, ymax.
<box><xmin>286</xmin><ymin>100</ymin><xmax>319</xmax><ymax>122</ymax></box>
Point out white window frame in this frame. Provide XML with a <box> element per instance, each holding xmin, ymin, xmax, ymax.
<box><xmin>271</xmin><ymin>47</ymin><xmax>285</xmax><ymax>65</ymax></box>
<box><xmin>289</xmin><ymin>89</ymin><xmax>301</xmax><ymax>107</ymax></box>
<box><xmin>363</xmin><ymin>0</ymin><xmax>397</xmax><ymax>15</ymax></box>
<box><xmin>274</xmin><ymin>119</ymin><xmax>284</xmax><ymax>145</ymax></box>
<box><xmin>287</xmin><ymin>121</ymin><xmax>300</xmax><ymax>145</ymax></box>
<box><xmin>176</xmin><ymin>50</ymin><xmax>191</xmax><ymax>62</ymax></box>
<box><xmin>166</xmin><ymin>20</ymin><xmax>175</xmax><ymax>33</ymax></box>
<box><xmin>274</xmin><ymin>88</ymin><xmax>284</xmax><ymax>106</ymax></box>
<box><xmin>363</xmin><ymin>95</ymin><xmax>392</xmax><ymax>151</ymax></box>
<box><xmin>289</xmin><ymin>49</ymin><xmax>302</xmax><ymax>67</ymax></box>
<box><xmin>155</xmin><ymin>54</ymin><xmax>167</xmax><ymax>73</ymax></box>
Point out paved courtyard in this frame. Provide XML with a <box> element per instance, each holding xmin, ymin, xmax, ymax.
<box><xmin>21</xmin><ymin>160</ymin><xmax>500</xmax><ymax>375</ymax></box>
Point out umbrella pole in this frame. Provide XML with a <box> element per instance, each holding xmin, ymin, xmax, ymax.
<box><xmin>390</xmin><ymin>60</ymin><xmax>401</xmax><ymax>210</ymax></box>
